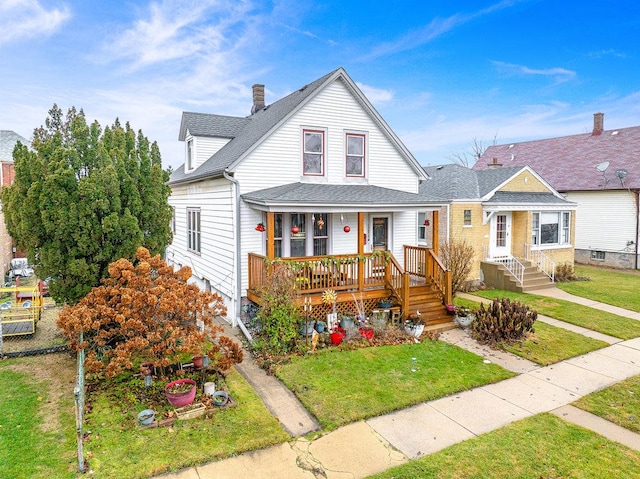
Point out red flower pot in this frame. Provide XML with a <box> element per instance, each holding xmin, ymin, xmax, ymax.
<box><xmin>359</xmin><ymin>326</ymin><xmax>374</xmax><ymax>340</ymax></box>
<box><xmin>165</xmin><ymin>379</ymin><xmax>197</xmax><ymax>407</ymax></box>
<box><xmin>330</xmin><ymin>326</ymin><xmax>345</xmax><ymax>345</ymax></box>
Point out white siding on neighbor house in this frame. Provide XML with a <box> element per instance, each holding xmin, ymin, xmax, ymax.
<box><xmin>168</xmin><ymin>179</ymin><xmax>236</xmax><ymax>315</ymax></box>
<box><xmin>566</xmin><ymin>190</ymin><xmax>637</xmax><ymax>252</ymax></box>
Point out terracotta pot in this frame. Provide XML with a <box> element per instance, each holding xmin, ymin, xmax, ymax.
<box><xmin>165</xmin><ymin>379</ymin><xmax>197</xmax><ymax>407</ymax></box>
<box><xmin>192</xmin><ymin>354</ymin><xmax>204</xmax><ymax>369</ymax></box>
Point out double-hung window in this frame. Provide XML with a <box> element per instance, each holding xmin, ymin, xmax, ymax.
<box><xmin>532</xmin><ymin>211</ymin><xmax>570</xmax><ymax>246</ymax></box>
<box><xmin>187</xmin><ymin>208</ymin><xmax>201</xmax><ymax>253</ymax></box>
<box><xmin>303</xmin><ymin>130</ymin><xmax>324</xmax><ymax>175</ymax></box>
<box><xmin>346</xmin><ymin>133</ymin><xmax>365</xmax><ymax>177</ymax></box>
<box><xmin>418</xmin><ymin>212</ymin><xmax>427</xmax><ymax>241</ymax></box>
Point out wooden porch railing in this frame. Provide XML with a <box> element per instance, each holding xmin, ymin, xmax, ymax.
<box><xmin>404</xmin><ymin>245</ymin><xmax>452</xmax><ymax>306</ymax></box>
<box><xmin>248</xmin><ymin>246</ymin><xmax>452</xmax><ymax>317</ymax></box>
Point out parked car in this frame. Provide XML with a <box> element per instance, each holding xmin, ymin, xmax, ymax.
<box><xmin>8</xmin><ymin>258</ymin><xmax>34</xmax><ymax>279</ymax></box>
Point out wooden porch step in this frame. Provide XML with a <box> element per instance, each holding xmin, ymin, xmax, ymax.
<box><xmin>404</xmin><ymin>284</ymin><xmax>451</xmax><ymax>329</ymax></box>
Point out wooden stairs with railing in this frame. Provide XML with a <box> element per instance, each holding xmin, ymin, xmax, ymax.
<box><xmin>405</xmin><ymin>284</ymin><xmax>456</xmax><ymax>332</ymax></box>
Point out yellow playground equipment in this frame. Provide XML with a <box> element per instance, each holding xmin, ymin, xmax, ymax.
<box><xmin>0</xmin><ymin>281</ymin><xmax>45</xmax><ymax>337</ymax></box>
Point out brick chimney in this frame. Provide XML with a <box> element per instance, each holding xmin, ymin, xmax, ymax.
<box><xmin>251</xmin><ymin>84</ymin><xmax>265</xmax><ymax>114</ymax></box>
<box><xmin>592</xmin><ymin>112</ymin><xmax>604</xmax><ymax>136</ymax></box>
<box><xmin>487</xmin><ymin>157</ymin><xmax>502</xmax><ymax>169</ymax></box>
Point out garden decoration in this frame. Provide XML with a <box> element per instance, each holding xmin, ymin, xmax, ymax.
<box><xmin>454</xmin><ymin>306</ymin><xmax>475</xmax><ymax>329</ymax></box>
<box><xmin>322</xmin><ymin>289</ymin><xmax>338</xmax><ymax>331</ymax></box>
<box><xmin>255</xmin><ymin>222</ymin><xmax>266</xmax><ymax>232</ymax></box>
<box><xmin>404</xmin><ymin>310</ymin><xmax>425</xmax><ymax>339</ymax></box>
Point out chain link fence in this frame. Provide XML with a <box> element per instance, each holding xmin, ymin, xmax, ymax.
<box><xmin>0</xmin><ymin>297</ymin><xmax>68</xmax><ymax>357</ymax></box>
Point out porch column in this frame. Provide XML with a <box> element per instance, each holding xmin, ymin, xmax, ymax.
<box><xmin>432</xmin><ymin>209</ymin><xmax>439</xmax><ymax>255</ymax></box>
<box><xmin>358</xmin><ymin>212</ymin><xmax>365</xmax><ymax>290</ymax></box>
<box><xmin>266</xmin><ymin>212</ymin><xmax>275</xmax><ymax>259</ymax></box>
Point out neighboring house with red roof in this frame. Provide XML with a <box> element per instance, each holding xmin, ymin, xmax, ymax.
<box><xmin>0</xmin><ymin>130</ymin><xmax>29</xmax><ymax>280</ymax></box>
<box><xmin>167</xmin><ymin>68</ymin><xmax>454</xmax><ymax>331</ymax></box>
<box><xmin>475</xmin><ymin>113</ymin><xmax>640</xmax><ymax>270</ymax></box>
<box><xmin>420</xmin><ymin>164</ymin><xmax>576</xmax><ymax>291</ymax></box>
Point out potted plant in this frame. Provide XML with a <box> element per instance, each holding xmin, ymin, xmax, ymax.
<box><xmin>165</xmin><ymin>378</ymin><xmax>197</xmax><ymax>407</ymax></box>
<box><xmin>404</xmin><ymin>311</ymin><xmax>425</xmax><ymax>338</ymax></box>
<box><xmin>454</xmin><ymin>306</ymin><xmax>475</xmax><ymax>329</ymax></box>
<box><xmin>329</xmin><ymin>326</ymin><xmax>345</xmax><ymax>345</ymax></box>
<box><xmin>379</xmin><ymin>298</ymin><xmax>393</xmax><ymax>309</ymax></box>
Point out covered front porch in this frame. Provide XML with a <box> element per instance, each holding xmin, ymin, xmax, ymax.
<box><xmin>246</xmin><ymin>212</ymin><xmax>453</xmax><ymax>329</ymax></box>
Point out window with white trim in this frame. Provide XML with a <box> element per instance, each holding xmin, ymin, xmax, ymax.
<box><xmin>273</xmin><ymin>214</ymin><xmax>283</xmax><ymax>258</ymax></box>
<box><xmin>187</xmin><ymin>139</ymin><xmax>194</xmax><ymax>170</ymax></box>
<box><xmin>346</xmin><ymin>133</ymin><xmax>365</xmax><ymax>177</ymax></box>
<box><xmin>532</xmin><ymin>211</ymin><xmax>570</xmax><ymax>246</ymax></box>
<box><xmin>187</xmin><ymin>208</ymin><xmax>201</xmax><ymax>253</ymax></box>
<box><xmin>463</xmin><ymin>209</ymin><xmax>472</xmax><ymax>226</ymax></box>
<box><xmin>303</xmin><ymin>130</ymin><xmax>324</xmax><ymax>175</ymax></box>
<box><xmin>418</xmin><ymin>212</ymin><xmax>427</xmax><ymax>241</ymax></box>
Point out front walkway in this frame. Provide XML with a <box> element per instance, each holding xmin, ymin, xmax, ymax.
<box><xmin>157</xmin><ymin>288</ymin><xmax>640</xmax><ymax>479</ymax></box>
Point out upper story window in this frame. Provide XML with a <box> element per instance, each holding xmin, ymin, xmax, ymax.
<box><xmin>532</xmin><ymin>211</ymin><xmax>570</xmax><ymax>246</ymax></box>
<box><xmin>463</xmin><ymin>209</ymin><xmax>472</xmax><ymax>226</ymax></box>
<box><xmin>186</xmin><ymin>139</ymin><xmax>194</xmax><ymax>170</ymax></box>
<box><xmin>303</xmin><ymin>130</ymin><xmax>324</xmax><ymax>176</ymax></box>
<box><xmin>346</xmin><ymin>133</ymin><xmax>365</xmax><ymax>177</ymax></box>
<box><xmin>187</xmin><ymin>207</ymin><xmax>201</xmax><ymax>253</ymax></box>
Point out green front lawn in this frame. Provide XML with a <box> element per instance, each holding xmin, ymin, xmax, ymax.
<box><xmin>573</xmin><ymin>374</ymin><xmax>640</xmax><ymax>434</ymax></box>
<box><xmin>472</xmin><ymin>289</ymin><xmax>640</xmax><ymax>340</ymax></box>
<box><xmin>275</xmin><ymin>341</ymin><xmax>514</xmax><ymax>430</ymax></box>
<box><xmin>0</xmin><ymin>356</ymin><xmax>77</xmax><ymax>479</ymax></box>
<box><xmin>502</xmin><ymin>321</ymin><xmax>609</xmax><ymax>366</ymax></box>
<box><xmin>369</xmin><ymin>413</ymin><xmax>640</xmax><ymax>478</ymax></box>
<box><xmin>85</xmin><ymin>368</ymin><xmax>289</xmax><ymax>478</ymax></box>
<box><xmin>558</xmin><ymin>265</ymin><xmax>640</xmax><ymax>312</ymax></box>
<box><xmin>455</xmin><ymin>296</ymin><xmax>609</xmax><ymax>365</ymax></box>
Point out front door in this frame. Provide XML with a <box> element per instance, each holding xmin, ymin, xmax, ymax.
<box><xmin>372</xmin><ymin>217</ymin><xmax>389</xmax><ymax>251</ymax></box>
<box><xmin>489</xmin><ymin>212</ymin><xmax>511</xmax><ymax>258</ymax></box>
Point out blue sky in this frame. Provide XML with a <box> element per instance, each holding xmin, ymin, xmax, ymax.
<box><xmin>1</xmin><ymin>0</ymin><xmax>639</xmax><ymax>169</ymax></box>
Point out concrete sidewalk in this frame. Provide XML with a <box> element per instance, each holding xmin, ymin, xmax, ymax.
<box><xmin>158</xmin><ymin>289</ymin><xmax>640</xmax><ymax>478</ymax></box>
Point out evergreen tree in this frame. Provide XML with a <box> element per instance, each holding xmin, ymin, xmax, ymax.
<box><xmin>2</xmin><ymin>105</ymin><xmax>172</xmax><ymax>304</ymax></box>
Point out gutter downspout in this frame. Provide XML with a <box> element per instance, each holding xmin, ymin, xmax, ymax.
<box><xmin>635</xmin><ymin>190</ymin><xmax>640</xmax><ymax>269</ymax></box>
<box><xmin>223</xmin><ymin>169</ymin><xmax>241</xmax><ymax>330</ymax></box>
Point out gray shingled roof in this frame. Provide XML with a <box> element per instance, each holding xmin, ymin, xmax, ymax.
<box><xmin>420</xmin><ymin>164</ymin><xmax>527</xmax><ymax>200</ymax></box>
<box><xmin>242</xmin><ymin>182</ymin><xmax>438</xmax><ymax>208</ymax></box>
<box><xmin>169</xmin><ymin>69</ymin><xmax>339</xmax><ymax>185</ymax></box>
<box><xmin>476</xmin><ymin>122</ymin><xmax>640</xmax><ymax>191</ymax></box>
<box><xmin>0</xmin><ymin>130</ymin><xmax>29</xmax><ymax>162</ymax></box>
<box><xmin>484</xmin><ymin>191</ymin><xmax>573</xmax><ymax>206</ymax></box>
<box><xmin>178</xmin><ymin>112</ymin><xmax>250</xmax><ymax>140</ymax></box>
<box><xmin>169</xmin><ymin>67</ymin><xmax>425</xmax><ymax>186</ymax></box>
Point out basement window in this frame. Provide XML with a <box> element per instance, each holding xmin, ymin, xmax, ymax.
<box><xmin>590</xmin><ymin>250</ymin><xmax>606</xmax><ymax>261</ymax></box>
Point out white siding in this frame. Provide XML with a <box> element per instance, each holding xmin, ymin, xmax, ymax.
<box><xmin>566</xmin><ymin>190</ymin><xmax>637</xmax><ymax>251</ymax></box>
<box><xmin>168</xmin><ymin>179</ymin><xmax>236</xmax><ymax>316</ymax></box>
<box><xmin>235</xmin><ymin>78</ymin><xmax>419</xmax><ymax>194</ymax></box>
<box><xmin>183</xmin><ymin>134</ymin><xmax>231</xmax><ymax>172</ymax></box>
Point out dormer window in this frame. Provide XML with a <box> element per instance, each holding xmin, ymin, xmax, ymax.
<box><xmin>346</xmin><ymin>133</ymin><xmax>365</xmax><ymax>177</ymax></box>
<box><xmin>303</xmin><ymin>129</ymin><xmax>324</xmax><ymax>176</ymax></box>
<box><xmin>187</xmin><ymin>139</ymin><xmax>194</xmax><ymax>170</ymax></box>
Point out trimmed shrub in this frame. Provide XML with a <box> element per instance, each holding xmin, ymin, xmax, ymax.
<box><xmin>471</xmin><ymin>297</ymin><xmax>536</xmax><ymax>345</ymax></box>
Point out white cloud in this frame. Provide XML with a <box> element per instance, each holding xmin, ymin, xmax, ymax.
<box><xmin>356</xmin><ymin>82</ymin><xmax>394</xmax><ymax>104</ymax></box>
<box><xmin>102</xmin><ymin>0</ymin><xmax>255</xmax><ymax>69</ymax></box>
<box><xmin>361</xmin><ymin>0</ymin><xmax>525</xmax><ymax>61</ymax></box>
<box><xmin>492</xmin><ymin>61</ymin><xmax>576</xmax><ymax>84</ymax></box>
<box><xmin>0</xmin><ymin>0</ymin><xmax>71</xmax><ymax>45</ymax></box>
